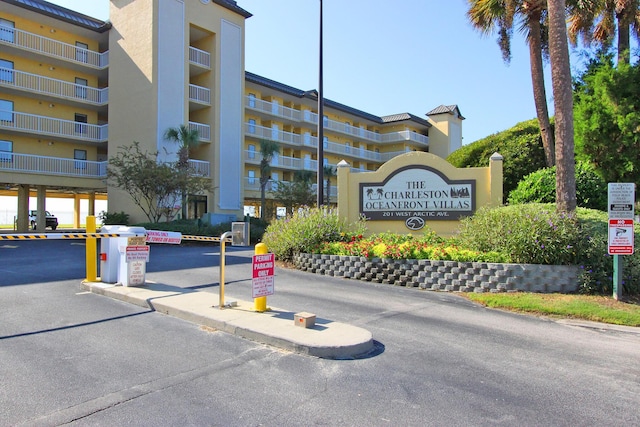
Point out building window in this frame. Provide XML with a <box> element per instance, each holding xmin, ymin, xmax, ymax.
<box><xmin>75</xmin><ymin>41</ymin><xmax>89</xmax><ymax>63</ymax></box>
<box><xmin>74</xmin><ymin>149</ymin><xmax>87</xmax><ymax>169</ymax></box>
<box><xmin>323</xmin><ymin>115</ymin><xmax>328</xmax><ymax>127</ymax></box>
<box><xmin>0</xmin><ymin>19</ymin><xmax>15</xmax><ymax>43</ymax></box>
<box><xmin>75</xmin><ymin>77</ymin><xmax>88</xmax><ymax>99</ymax></box>
<box><xmin>323</xmin><ymin>158</ymin><xmax>328</xmax><ymax>167</ymax></box>
<box><xmin>248</xmin><ymin>144</ymin><xmax>256</xmax><ymax>159</ymax></box>
<box><xmin>248</xmin><ymin>93</ymin><xmax>256</xmax><ymax>108</ymax></box>
<box><xmin>74</xmin><ymin>113</ymin><xmax>88</xmax><ymax>134</ymax></box>
<box><xmin>345</xmin><ymin>142</ymin><xmax>351</xmax><ymax>153</ymax></box>
<box><xmin>304</xmin><ymin>132</ymin><xmax>311</xmax><ymax>146</ymax></box>
<box><xmin>323</xmin><ymin>136</ymin><xmax>328</xmax><ymax>149</ymax></box>
<box><xmin>248</xmin><ymin>119</ymin><xmax>256</xmax><ymax>134</ymax></box>
<box><xmin>0</xmin><ymin>139</ymin><xmax>12</xmax><ymax>162</ymax></box>
<box><xmin>248</xmin><ymin>170</ymin><xmax>256</xmax><ymax>185</ymax></box>
<box><xmin>0</xmin><ymin>59</ymin><xmax>14</xmax><ymax>83</ymax></box>
<box><xmin>0</xmin><ymin>99</ymin><xmax>13</xmax><ymax>123</ymax></box>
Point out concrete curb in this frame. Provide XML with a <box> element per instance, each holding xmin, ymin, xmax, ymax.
<box><xmin>81</xmin><ymin>281</ymin><xmax>374</xmax><ymax>359</ymax></box>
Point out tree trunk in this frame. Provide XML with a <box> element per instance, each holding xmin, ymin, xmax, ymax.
<box><xmin>548</xmin><ymin>0</ymin><xmax>577</xmax><ymax>213</ymax></box>
<box><xmin>528</xmin><ymin>16</ymin><xmax>555</xmax><ymax>167</ymax></box>
<box><xmin>616</xmin><ymin>10</ymin><xmax>631</xmax><ymax>65</ymax></box>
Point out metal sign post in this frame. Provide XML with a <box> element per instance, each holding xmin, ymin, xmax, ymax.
<box><xmin>608</xmin><ymin>183</ymin><xmax>636</xmax><ymax>300</ymax></box>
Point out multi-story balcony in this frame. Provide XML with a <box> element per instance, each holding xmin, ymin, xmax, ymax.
<box><xmin>0</xmin><ymin>109</ymin><xmax>108</xmax><ymax>143</ymax></box>
<box><xmin>189</xmin><ymin>84</ymin><xmax>210</xmax><ymax>106</ymax></box>
<box><xmin>243</xmin><ymin>97</ymin><xmax>429</xmax><ymax>146</ymax></box>
<box><xmin>0</xmin><ymin>25</ymin><xmax>108</xmax><ymax>70</ymax></box>
<box><xmin>0</xmin><ymin>152</ymin><xmax>107</xmax><ymax>178</ymax></box>
<box><xmin>0</xmin><ymin>67</ymin><xmax>108</xmax><ymax>107</ymax></box>
<box><xmin>188</xmin><ymin>121</ymin><xmax>211</xmax><ymax>142</ymax></box>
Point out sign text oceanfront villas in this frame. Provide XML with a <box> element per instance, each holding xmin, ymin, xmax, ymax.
<box><xmin>338</xmin><ymin>152</ymin><xmax>503</xmax><ymax>236</ymax></box>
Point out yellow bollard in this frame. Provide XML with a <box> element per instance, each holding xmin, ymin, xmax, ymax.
<box><xmin>85</xmin><ymin>216</ymin><xmax>97</xmax><ymax>282</ymax></box>
<box><xmin>254</xmin><ymin>242</ymin><xmax>268</xmax><ymax>312</ymax></box>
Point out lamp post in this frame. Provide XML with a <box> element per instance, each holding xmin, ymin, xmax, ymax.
<box><xmin>316</xmin><ymin>0</ymin><xmax>324</xmax><ymax>206</ymax></box>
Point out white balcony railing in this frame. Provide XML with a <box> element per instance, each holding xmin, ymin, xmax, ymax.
<box><xmin>245</xmin><ymin>123</ymin><xmax>303</xmax><ymax>146</ymax></box>
<box><xmin>0</xmin><ymin>152</ymin><xmax>107</xmax><ymax>178</ymax></box>
<box><xmin>0</xmin><ymin>67</ymin><xmax>108</xmax><ymax>105</ymax></box>
<box><xmin>245</xmin><ymin>96</ymin><xmax>302</xmax><ymax>122</ymax></box>
<box><xmin>189</xmin><ymin>84</ymin><xmax>210</xmax><ymax>105</ymax></box>
<box><xmin>245</xmin><ymin>99</ymin><xmax>428</xmax><ymax>146</ymax></box>
<box><xmin>379</xmin><ymin>150</ymin><xmax>410</xmax><ymax>162</ymax></box>
<box><xmin>189</xmin><ymin>46</ymin><xmax>211</xmax><ymax>69</ymax></box>
<box><xmin>188</xmin><ymin>121</ymin><xmax>211</xmax><ymax>142</ymax></box>
<box><xmin>0</xmin><ymin>109</ymin><xmax>108</xmax><ymax>142</ymax></box>
<box><xmin>0</xmin><ymin>25</ymin><xmax>108</xmax><ymax>69</ymax></box>
<box><xmin>187</xmin><ymin>159</ymin><xmax>210</xmax><ymax>177</ymax></box>
<box><xmin>243</xmin><ymin>150</ymin><xmax>302</xmax><ymax>170</ymax></box>
<box><xmin>381</xmin><ymin>130</ymin><xmax>429</xmax><ymax>145</ymax></box>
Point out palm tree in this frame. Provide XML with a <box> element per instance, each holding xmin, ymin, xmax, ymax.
<box><xmin>568</xmin><ymin>0</ymin><xmax>640</xmax><ymax>65</ymax></box>
<box><xmin>164</xmin><ymin>125</ymin><xmax>200</xmax><ymax>219</ymax></box>
<box><xmin>323</xmin><ymin>165</ymin><xmax>336</xmax><ymax>205</ymax></box>
<box><xmin>467</xmin><ymin>0</ymin><xmax>555</xmax><ymax>167</ymax></box>
<box><xmin>548</xmin><ymin>0</ymin><xmax>577</xmax><ymax>212</ymax></box>
<box><xmin>164</xmin><ymin>125</ymin><xmax>200</xmax><ymax>168</ymax></box>
<box><xmin>259</xmin><ymin>139</ymin><xmax>280</xmax><ymax>220</ymax></box>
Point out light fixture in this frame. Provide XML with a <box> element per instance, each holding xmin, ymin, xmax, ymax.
<box><xmin>48</xmin><ymin>142</ymin><xmax>54</xmax><ymax>146</ymax></box>
<box><xmin>48</xmin><ymin>103</ymin><xmax>54</xmax><ymax>108</ymax></box>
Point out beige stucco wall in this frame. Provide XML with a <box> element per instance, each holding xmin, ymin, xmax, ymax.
<box><xmin>337</xmin><ymin>151</ymin><xmax>503</xmax><ymax>237</ymax></box>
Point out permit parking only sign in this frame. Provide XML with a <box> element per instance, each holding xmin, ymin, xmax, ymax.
<box><xmin>608</xmin><ymin>183</ymin><xmax>635</xmax><ymax>255</ymax></box>
<box><xmin>252</xmin><ymin>253</ymin><xmax>275</xmax><ymax>298</ymax></box>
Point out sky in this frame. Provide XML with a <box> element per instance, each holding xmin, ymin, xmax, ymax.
<box><xmin>43</xmin><ymin>0</ymin><xmax>593</xmax><ymax>145</ymax></box>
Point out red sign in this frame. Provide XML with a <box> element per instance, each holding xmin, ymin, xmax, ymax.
<box><xmin>608</xmin><ymin>219</ymin><xmax>635</xmax><ymax>255</ymax></box>
<box><xmin>252</xmin><ymin>253</ymin><xmax>275</xmax><ymax>298</ymax></box>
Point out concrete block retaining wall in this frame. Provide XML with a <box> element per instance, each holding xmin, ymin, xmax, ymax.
<box><xmin>293</xmin><ymin>254</ymin><xmax>579</xmax><ymax>293</ymax></box>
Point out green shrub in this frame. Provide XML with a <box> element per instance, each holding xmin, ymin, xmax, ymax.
<box><xmin>457</xmin><ymin>204</ymin><xmax>640</xmax><ymax>295</ymax></box>
<box><xmin>99</xmin><ymin>211</ymin><xmax>130</xmax><ymax>226</ymax></box>
<box><xmin>508</xmin><ymin>162</ymin><xmax>608</xmax><ymax>210</ymax></box>
<box><xmin>262</xmin><ymin>207</ymin><xmax>367</xmax><ymax>262</ymax></box>
<box><xmin>457</xmin><ymin>204</ymin><xmax>580</xmax><ymax>265</ymax></box>
<box><xmin>447</xmin><ymin>119</ymin><xmax>548</xmax><ymax>202</ymax></box>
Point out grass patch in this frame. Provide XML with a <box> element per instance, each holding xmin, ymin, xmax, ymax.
<box><xmin>464</xmin><ymin>293</ymin><xmax>640</xmax><ymax>327</ymax></box>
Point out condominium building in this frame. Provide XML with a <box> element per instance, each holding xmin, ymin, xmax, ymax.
<box><xmin>0</xmin><ymin>0</ymin><xmax>464</xmax><ymax>230</ymax></box>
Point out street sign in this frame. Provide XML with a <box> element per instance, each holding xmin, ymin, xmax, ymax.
<box><xmin>252</xmin><ymin>253</ymin><xmax>275</xmax><ymax>298</ymax></box>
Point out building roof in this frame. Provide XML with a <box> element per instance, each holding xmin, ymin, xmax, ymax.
<box><xmin>426</xmin><ymin>104</ymin><xmax>465</xmax><ymax>120</ymax></box>
<box><xmin>381</xmin><ymin>113</ymin><xmax>431</xmax><ymax>127</ymax></box>
<box><xmin>214</xmin><ymin>0</ymin><xmax>252</xmax><ymax>18</ymax></box>
<box><xmin>246</xmin><ymin>71</ymin><xmax>432</xmax><ymax>128</ymax></box>
<box><xmin>1</xmin><ymin>0</ymin><xmax>111</xmax><ymax>32</ymax></box>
